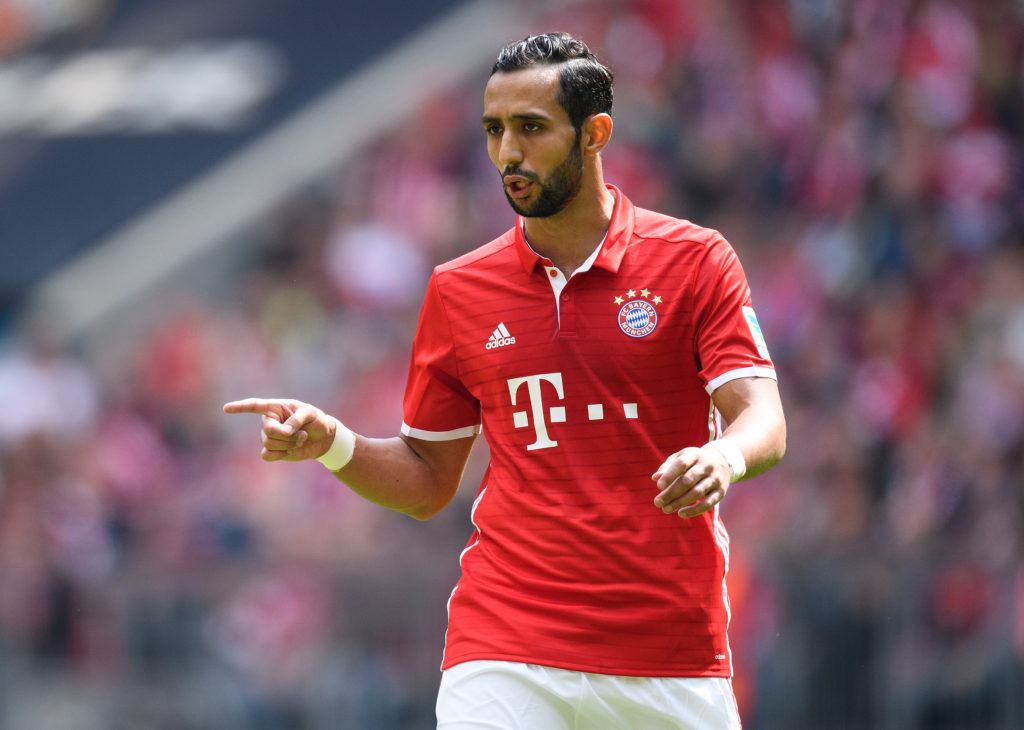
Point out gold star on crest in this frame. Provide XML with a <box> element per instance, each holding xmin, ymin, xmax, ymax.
<box><xmin>626</xmin><ymin>289</ymin><xmax>636</xmax><ymax>298</ymax></box>
<box><xmin>640</xmin><ymin>288</ymin><xmax>651</xmax><ymax>298</ymax></box>
<box><xmin>614</xmin><ymin>295</ymin><xmax>624</xmax><ymax>305</ymax></box>
<box><xmin>653</xmin><ymin>295</ymin><xmax>663</xmax><ymax>305</ymax></box>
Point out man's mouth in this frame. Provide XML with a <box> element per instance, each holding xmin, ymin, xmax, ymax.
<box><xmin>503</xmin><ymin>175</ymin><xmax>535</xmax><ymax>199</ymax></box>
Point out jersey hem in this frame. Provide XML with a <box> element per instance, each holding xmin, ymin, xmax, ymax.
<box><xmin>440</xmin><ymin>651</ymin><xmax>732</xmax><ymax>679</ymax></box>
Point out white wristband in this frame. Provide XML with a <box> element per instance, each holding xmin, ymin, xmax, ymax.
<box><xmin>705</xmin><ymin>438</ymin><xmax>747</xmax><ymax>483</ymax></box>
<box><xmin>316</xmin><ymin>417</ymin><xmax>356</xmax><ymax>472</ymax></box>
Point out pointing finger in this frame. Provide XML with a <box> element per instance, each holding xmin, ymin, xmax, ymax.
<box><xmin>223</xmin><ymin>398</ymin><xmax>294</xmax><ymax>422</ymax></box>
<box><xmin>224</xmin><ymin>398</ymin><xmax>273</xmax><ymax>415</ymax></box>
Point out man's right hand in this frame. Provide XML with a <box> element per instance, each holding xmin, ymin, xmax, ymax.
<box><xmin>223</xmin><ymin>398</ymin><xmax>336</xmax><ymax>463</ymax></box>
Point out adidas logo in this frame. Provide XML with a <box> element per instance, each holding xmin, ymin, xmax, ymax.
<box><xmin>485</xmin><ymin>322</ymin><xmax>516</xmax><ymax>350</ymax></box>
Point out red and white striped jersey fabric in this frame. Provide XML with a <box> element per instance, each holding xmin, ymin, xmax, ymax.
<box><xmin>400</xmin><ymin>186</ymin><xmax>776</xmax><ymax>678</ymax></box>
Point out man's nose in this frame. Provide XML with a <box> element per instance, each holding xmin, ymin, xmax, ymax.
<box><xmin>497</xmin><ymin>131</ymin><xmax>523</xmax><ymax>168</ymax></box>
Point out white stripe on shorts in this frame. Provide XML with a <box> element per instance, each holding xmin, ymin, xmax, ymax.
<box><xmin>436</xmin><ymin>660</ymin><xmax>741</xmax><ymax>730</ymax></box>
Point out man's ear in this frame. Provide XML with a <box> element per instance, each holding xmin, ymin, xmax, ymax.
<box><xmin>581</xmin><ymin>113</ymin><xmax>613</xmax><ymax>155</ymax></box>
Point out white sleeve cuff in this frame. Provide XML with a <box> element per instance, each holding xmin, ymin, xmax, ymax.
<box><xmin>400</xmin><ymin>422</ymin><xmax>481</xmax><ymax>441</ymax></box>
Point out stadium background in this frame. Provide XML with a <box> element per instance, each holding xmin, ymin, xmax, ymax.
<box><xmin>2</xmin><ymin>0</ymin><xmax>1024</xmax><ymax>728</ymax></box>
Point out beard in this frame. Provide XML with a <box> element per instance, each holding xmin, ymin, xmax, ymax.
<box><xmin>502</xmin><ymin>138</ymin><xmax>584</xmax><ymax>218</ymax></box>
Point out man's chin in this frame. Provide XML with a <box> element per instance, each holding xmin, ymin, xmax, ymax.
<box><xmin>505</xmin><ymin>193</ymin><xmax>557</xmax><ymax>218</ymax></box>
<box><xmin>505</xmin><ymin>194</ymin><xmax>536</xmax><ymax>217</ymax></box>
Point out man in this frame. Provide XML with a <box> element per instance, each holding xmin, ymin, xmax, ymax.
<box><xmin>225</xmin><ymin>32</ymin><xmax>785</xmax><ymax>730</ymax></box>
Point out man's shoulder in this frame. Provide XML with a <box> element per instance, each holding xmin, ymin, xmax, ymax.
<box><xmin>632</xmin><ymin>205</ymin><xmax>725</xmax><ymax>249</ymax></box>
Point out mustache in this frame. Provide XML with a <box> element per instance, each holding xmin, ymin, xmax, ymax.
<box><xmin>501</xmin><ymin>166</ymin><xmax>539</xmax><ymax>182</ymax></box>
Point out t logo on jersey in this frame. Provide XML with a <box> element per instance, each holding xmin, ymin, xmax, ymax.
<box><xmin>507</xmin><ymin>373</ymin><xmax>640</xmax><ymax>451</ymax></box>
<box><xmin>507</xmin><ymin>373</ymin><xmax>564</xmax><ymax>450</ymax></box>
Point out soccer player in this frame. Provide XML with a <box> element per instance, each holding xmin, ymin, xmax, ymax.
<box><xmin>225</xmin><ymin>32</ymin><xmax>786</xmax><ymax>730</ymax></box>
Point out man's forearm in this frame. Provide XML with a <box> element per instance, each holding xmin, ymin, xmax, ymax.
<box><xmin>332</xmin><ymin>434</ymin><xmax>474</xmax><ymax>520</ymax></box>
<box><xmin>711</xmin><ymin>377</ymin><xmax>787</xmax><ymax>482</ymax></box>
<box><xmin>719</xmin><ymin>403</ymin><xmax>787</xmax><ymax>481</ymax></box>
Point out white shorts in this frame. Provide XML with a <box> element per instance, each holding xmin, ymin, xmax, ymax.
<box><xmin>436</xmin><ymin>660</ymin><xmax>741</xmax><ymax>730</ymax></box>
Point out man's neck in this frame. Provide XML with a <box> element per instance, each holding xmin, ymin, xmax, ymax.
<box><xmin>522</xmin><ymin>182</ymin><xmax>616</xmax><ymax>278</ymax></box>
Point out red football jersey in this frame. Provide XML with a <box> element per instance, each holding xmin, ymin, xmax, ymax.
<box><xmin>401</xmin><ymin>186</ymin><xmax>775</xmax><ymax>677</ymax></box>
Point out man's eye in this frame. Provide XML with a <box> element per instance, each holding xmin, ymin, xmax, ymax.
<box><xmin>485</xmin><ymin>125</ymin><xmax>501</xmax><ymax>136</ymax></box>
<box><xmin>523</xmin><ymin>122</ymin><xmax>540</xmax><ymax>132</ymax></box>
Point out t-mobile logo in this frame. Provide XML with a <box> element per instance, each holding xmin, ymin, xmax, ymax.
<box><xmin>507</xmin><ymin>372</ymin><xmax>638</xmax><ymax>451</ymax></box>
<box><xmin>507</xmin><ymin>373</ymin><xmax>564</xmax><ymax>450</ymax></box>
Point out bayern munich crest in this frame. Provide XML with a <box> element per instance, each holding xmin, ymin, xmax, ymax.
<box><xmin>613</xmin><ymin>287</ymin><xmax>663</xmax><ymax>338</ymax></box>
<box><xmin>618</xmin><ymin>298</ymin><xmax>658</xmax><ymax>337</ymax></box>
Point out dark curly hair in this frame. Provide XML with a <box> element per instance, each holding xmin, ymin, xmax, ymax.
<box><xmin>491</xmin><ymin>32</ymin><xmax>613</xmax><ymax>134</ymax></box>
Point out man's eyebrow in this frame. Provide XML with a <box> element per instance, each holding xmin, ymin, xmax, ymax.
<box><xmin>481</xmin><ymin>113</ymin><xmax>551</xmax><ymax>125</ymax></box>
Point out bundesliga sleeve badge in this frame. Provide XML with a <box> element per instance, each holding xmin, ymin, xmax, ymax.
<box><xmin>614</xmin><ymin>288</ymin><xmax>661</xmax><ymax>338</ymax></box>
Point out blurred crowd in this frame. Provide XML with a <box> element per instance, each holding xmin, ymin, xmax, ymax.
<box><xmin>3</xmin><ymin>0</ymin><xmax>1024</xmax><ymax>728</ymax></box>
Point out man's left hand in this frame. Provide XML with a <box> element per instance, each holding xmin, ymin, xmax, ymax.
<box><xmin>651</xmin><ymin>446</ymin><xmax>732</xmax><ymax>518</ymax></box>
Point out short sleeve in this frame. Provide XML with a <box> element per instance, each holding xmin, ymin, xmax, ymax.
<box><xmin>401</xmin><ymin>273</ymin><xmax>482</xmax><ymax>440</ymax></box>
<box><xmin>693</xmin><ymin>235</ymin><xmax>777</xmax><ymax>394</ymax></box>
